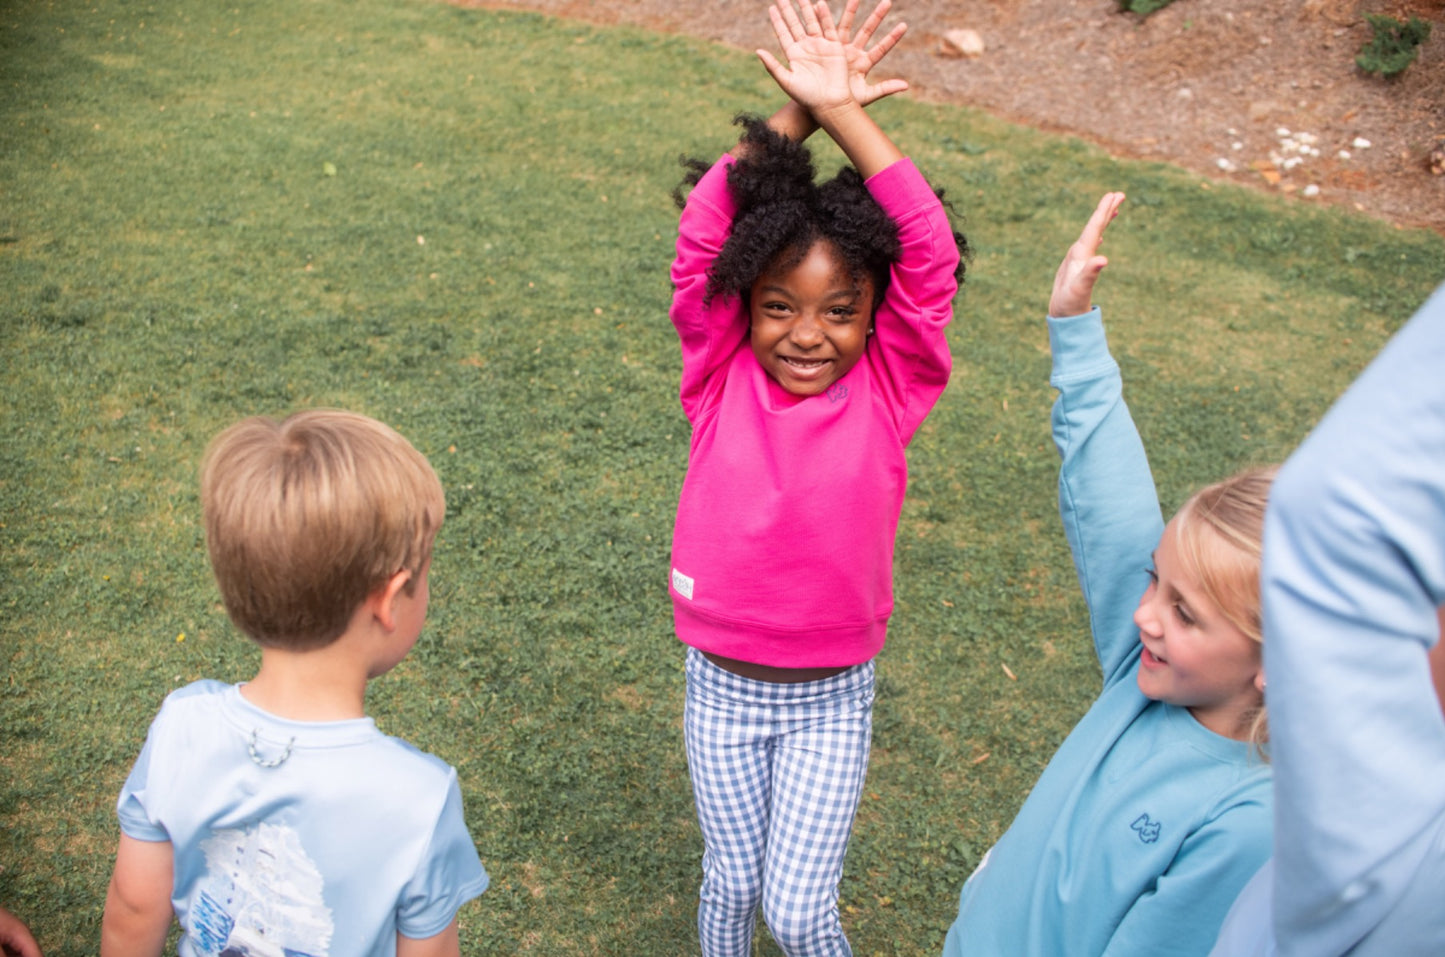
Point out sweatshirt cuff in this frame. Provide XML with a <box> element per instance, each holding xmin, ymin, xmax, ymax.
<box><xmin>864</xmin><ymin>157</ymin><xmax>929</xmax><ymax>209</ymax></box>
<box><xmin>1047</xmin><ymin>307</ymin><xmax>1118</xmax><ymax>385</ymax></box>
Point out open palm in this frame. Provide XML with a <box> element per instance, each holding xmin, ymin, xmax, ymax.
<box><xmin>759</xmin><ymin>0</ymin><xmax>908</xmax><ymax>114</ymax></box>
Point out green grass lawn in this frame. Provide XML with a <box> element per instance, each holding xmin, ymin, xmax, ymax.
<box><xmin>2</xmin><ymin>0</ymin><xmax>1441</xmax><ymax>953</ymax></box>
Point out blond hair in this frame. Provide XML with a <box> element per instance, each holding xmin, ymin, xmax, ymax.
<box><xmin>201</xmin><ymin>409</ymin><xmax>445</xmax><ymax>650</ymax></box>
<box><xmin>1173</xmin><ymin>464</ymin><xmax>1279</xmax><ymax>754</ymax></box>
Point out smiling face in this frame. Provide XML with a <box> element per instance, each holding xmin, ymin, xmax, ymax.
<box><xmin>1133</xmin><ymin>517</ymin><xmax>1264</xmax><ymax>739</ymax></box>
<box><xmin>749</xmin><ymin>239</ymin><xmax>875</xmax><ymax>396</ymax></box>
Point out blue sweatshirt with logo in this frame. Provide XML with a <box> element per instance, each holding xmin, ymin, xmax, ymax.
<box><xmin>943</xmin><ymin>308</ymin><xmax>1272</xmax><ymax>956</ymax></box>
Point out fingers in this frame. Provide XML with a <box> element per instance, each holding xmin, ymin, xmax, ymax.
<box><xmin>810</xmin><ymin>1</ymin><xmax>840</xmax><ymax>39</ymax></box>
<box><xmin>756</xmin><ymin>47</ymin><xmax>789</xmax><ymax>83</ymax></box>
<box><xmin>1076</xmin><ymin>191</ymin><xmax>1125</xmax><ymax>256</ymax></box>
<box><xmin>767</xmin><ymin>3</ymin><xmax>794</xmax><ymax>49</ymax></box>
<box><xmin>852</xmin><ymin>0</ymin><xmax>895</xmax><ymax>47</ymax></box>
<box><xmin>774</xmin><ymin>0</ymin><xmax>809</xmax><ymax>44</ymax></box>
<box><xmin>783</xmin><ymin>0</ymin><xmax>899</xmax><ymax>47</ymax></box>
<box><xmin>857</xmin><ymin>77</ymin><xmax>909</xmax><ymax>106</ymax></box>
<box><xmin>771</xmin><ymin>0</ymin><xmax>836</xmax><ymax>43</ymax></box>
<box><xmin>865</xmin><ymin>21</ymin><xmax>908</xmax><ymax>64</ymax></box>
<box><xmin>1049</xmin><ymin>194</ymin><xmax>1125</xmax><ymax>317</ymax></box>
<box><xmin>1076</xmin><ymin>254</ymin><xmax>1108</xmax><ymax>282</ymax></box>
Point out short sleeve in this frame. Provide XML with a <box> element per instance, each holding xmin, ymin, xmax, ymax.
<box><xmin>115</xmin><ymin>682</ymin><xmax>228</xmax><ymax>843</ymax></box>
<box><xmin>116</xmin><ymin>727</ymin><xmax>169</xmax><ymax>842</ymax></box>
<box><xmin>395</xmin><ymin>772</ymin><xmax>489</xmax><ymax>940</ymax></box>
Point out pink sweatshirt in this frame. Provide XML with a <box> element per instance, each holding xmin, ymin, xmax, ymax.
<box><xmin>668</xmin><ymin>154</ymin><xmax>959</xmax><ymax>667</ymax></box>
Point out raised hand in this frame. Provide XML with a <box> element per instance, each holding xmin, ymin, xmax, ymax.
<box><xmin>756</xmin><ymin>0</ymin><xmax>856</xmax><ymax>118</ymax></box>
<box><xmin>748</xmin><ymin>0</ymin><xmax>906</xmax><ymax>177</ymax></box>
<box><xmin>1049</xmin><ymin>192</ymin><xmax>1125</xmax><ymax>319</ymax></box>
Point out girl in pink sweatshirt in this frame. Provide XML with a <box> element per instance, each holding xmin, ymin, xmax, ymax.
<box><xmin>667</xmin><ymin>3</ymin><xmax>967</xmax><ymax>953</ymax></box>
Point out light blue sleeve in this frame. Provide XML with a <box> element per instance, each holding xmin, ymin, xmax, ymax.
<box><xmin>116</xmin><ymin>731</ymin><xmax>166</xmax><ymax>841</ymax></box>
<box><xmin>116</xmin><ymin>680</ymin><xmax>230</xmax><ymax>842</ymax></box>
<box><xmin>1261</xmin><ymin>283</ymin><xmax>1445</xmax><ymax>955</ymax></box>
<box><xmin>395</xmin><ymin>771</ymin><xmax>489</xmax><ymax>941</ymax></box>
<box><xmin>1049</xmin><ymin>308</ymin><xmax>1166</xmax><ymax>683</ymax></box>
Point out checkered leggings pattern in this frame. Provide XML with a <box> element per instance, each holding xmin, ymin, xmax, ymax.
<box><xmin>684</xmin><ymin>648</ymin><xmax>876</xmax><ymax>957</ymax></box>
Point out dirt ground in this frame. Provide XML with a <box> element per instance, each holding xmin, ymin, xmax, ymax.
<box><xmin>465</xmin><ymin>0</ymin><xmax>1445</xmax><ymax>235</ymax></box>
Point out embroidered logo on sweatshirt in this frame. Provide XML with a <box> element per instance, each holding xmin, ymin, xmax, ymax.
<box><xmin>671</xmin><ymin>568</ymin><xmax>695</xmax><ymax>601</ymax></box>
<box><xmin>1130</xmin><ymin>813</ymin><xmax>1162</xmax><ymax>844</ymax></box>
<box><xmin>827</xmin><ymin>383</ymin><xmax>849</xmax><ymax>404</ymax></box>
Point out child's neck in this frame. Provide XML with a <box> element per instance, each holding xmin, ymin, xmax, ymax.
<box><xmin>241</xmin><ymin>645</ymin><xmax>370</xmax><ymax>722</ymax></box>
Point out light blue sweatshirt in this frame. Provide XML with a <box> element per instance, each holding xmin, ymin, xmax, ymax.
<box><xmin>943</xmin><ymin>308</ymin><xmax>1272</xmax><ymax>956</ymax></box>
<box><xmin>1210</xmin><ymin>283</ymin><xmax>1445</xmax><ymax>956</ymax></box>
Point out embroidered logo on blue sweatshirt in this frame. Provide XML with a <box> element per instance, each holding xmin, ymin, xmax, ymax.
<box><xmin>1130</xmin><ymin>814</ymin><xmax>1162</xmax><ymax>844</ymax></box>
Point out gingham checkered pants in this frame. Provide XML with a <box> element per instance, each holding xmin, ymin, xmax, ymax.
<box><xmin>684</xmin><ymin>647</ymin><xmax>875</xmax><ymax>957</ymax></box>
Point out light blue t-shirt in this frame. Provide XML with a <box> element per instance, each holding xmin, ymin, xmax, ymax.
<box><xmin>943</xmin><ymin>309</ymin><xmax>1272</xmax><ymax>956</ymax></box>
<box><xmin>118</xmin><ymin>680</ymin><xmax>488</xmax><ymax>956</ymax></box>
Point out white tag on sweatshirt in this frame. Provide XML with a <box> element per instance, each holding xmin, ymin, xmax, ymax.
<box><xmin>671</xmin><ymin>568</ymin><xmax>695</xmax><ymax>601</ymax></box>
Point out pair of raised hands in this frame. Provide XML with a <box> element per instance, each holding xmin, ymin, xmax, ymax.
<box><xmin>756</xmin><ymin>0</ymin><xmax>909</xmax><ymax>119</ymax></box>
<box><xmin>763</xmin><ymin>1</ymin><xmax>1125</xmax><ymax>310</ymax></box>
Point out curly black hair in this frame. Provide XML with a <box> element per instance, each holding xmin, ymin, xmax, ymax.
<box><xmin>674</xmin><ymin>114</ymin><xmax>970</xmax><ymax>308</ymax></box>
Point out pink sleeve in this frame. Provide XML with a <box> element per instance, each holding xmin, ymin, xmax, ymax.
<box><xmin>670</xmin><ymin>154</ymin><xmax>749</xmax><ymax>425</ymax></box>
<box><xmin>865</xmin><ymin>158</ymin><xmax>959</xmax><ymax>444</ymax></box>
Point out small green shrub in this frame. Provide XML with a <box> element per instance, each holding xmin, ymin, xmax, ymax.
<box><xmin>1356</xmin><ymin>14</ymin><xmax>1432</xmax><ymax>77</ymax></box>
<box><xmin>1117</xmin><ymin>0</ymin><xmax>1178</xmax><ymax>14</ymax></box>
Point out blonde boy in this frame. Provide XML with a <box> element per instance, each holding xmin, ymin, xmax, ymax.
<box><xmin>101</xmin><ymin>410</ymin><xmax>487</xmax><ymax>957</ymax></box>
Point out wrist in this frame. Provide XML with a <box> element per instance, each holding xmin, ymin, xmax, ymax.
<box><xmin>811</xmin><ymin>99</ymin><xmax>868</xmax><ymax>130</ymax></box>
<box><xmin>813</xmin><ymin>103</ymin><xmax>903</xmax><ymax>180</ymax></box>
<box><xmin>768</xmin><ymin>100</ymin><xmax>819</xmax><ymax>143</ymax></box>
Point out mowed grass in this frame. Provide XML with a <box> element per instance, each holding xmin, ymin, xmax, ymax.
<box><xmin>2</xmin><ymin>0</ymin><xmax>1441</xmax><ymax>953</ymax></box>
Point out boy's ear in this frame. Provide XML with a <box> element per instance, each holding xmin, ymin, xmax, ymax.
<box><xmin>368</xmin><ymin>569</ymin><xmax>413</xmax><ymax>632</ymax></box>
<box><xmin>1255</xmin><ymin>668</ymin><xmax>1267</xmax><ymax>696</ymax></box>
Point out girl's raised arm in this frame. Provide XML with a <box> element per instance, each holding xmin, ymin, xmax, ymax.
<box><xmin>1046</xmin><ymin>197</ymin><xmax>1165</xmax><ymax>679</ymax></box>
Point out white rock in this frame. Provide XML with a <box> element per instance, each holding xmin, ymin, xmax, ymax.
<box><xmin>1337</xmin><ymin>149</ymin><xmax>1352</xmax><ymax>160</ymax></box>
<box><xmin>1303</xmin><ymin>184</ymin><xmax>1321</xmax><ymax>197</ymax></box>
<box><xmin>1353</xmin><ymin>136</ymin><xmax>1372</xmax><ymax>149</ymax></box>
<box><xmin>1276</xmin><ymin>127</ymin><xmax>1292</xmax><ymax>137</ymax></box>
<box><xmin>940</xmin><ymin>28</ymin><xmax>986</xmax><ymax>58</ymax></box>
<box><xmin>1217</xmin><ymin>158</ymin><xmax>1237</xmax><ymax>172</ymax></box>
<box><xmin>1232</xmin><ymin>142</ymin><xmax>1244</xmax><ymax>151</ymax></box>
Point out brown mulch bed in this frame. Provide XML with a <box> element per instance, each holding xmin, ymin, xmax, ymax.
<box><xmin>465</xmin><ymin>0</ymin><xmax>1445</xmax><ymax>235</ymax></box>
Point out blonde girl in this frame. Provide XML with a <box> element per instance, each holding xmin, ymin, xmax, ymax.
<box><xmin>944</xmin><ymin>194</ymin><xmax>1273</xmax><ymax>956</ymax></box>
